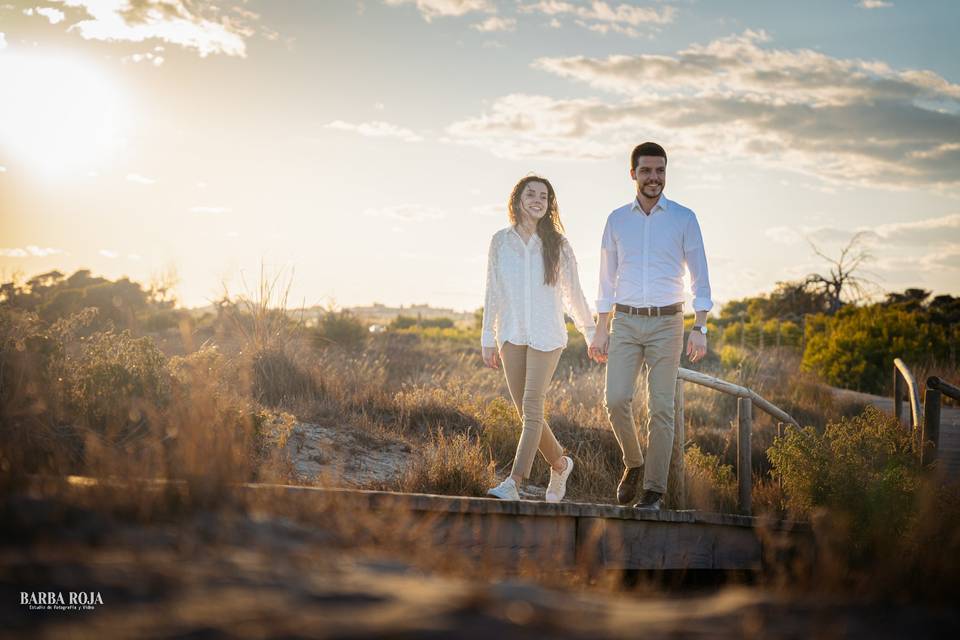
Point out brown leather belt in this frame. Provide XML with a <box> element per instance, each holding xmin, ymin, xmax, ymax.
<box><xmin>614</xmin><ymin>302</ymin><xmax>683</xmax><ymax>316</ymax></box>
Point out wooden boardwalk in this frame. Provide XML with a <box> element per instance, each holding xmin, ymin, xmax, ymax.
<box><xmin>830</xmin><ymin>386</ymin><xmax>960</xmax><ymax>477</ymax></box>
<box><xmin>41</xmin><ymin>475</ymin><xmax>810</xmax><ymax>573</ymax></box>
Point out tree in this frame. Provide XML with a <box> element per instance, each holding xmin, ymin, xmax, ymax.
<box><xmin>805</xmin><ymin>232</ymin><xmax>877</xmax><ymax>314</ymax></box>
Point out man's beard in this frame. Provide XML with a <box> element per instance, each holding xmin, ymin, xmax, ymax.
<box><xmin>641</xmin><ymin>183</ymin><xmax>663</xmax><ymax>197</ymax></box>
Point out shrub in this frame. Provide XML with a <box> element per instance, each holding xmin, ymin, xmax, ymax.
<box><xmin>248</xmin><ymin>347</ymin><xmax>318</xmax><ymax>407</ymax></box>
<box><xmin>399</xmin><ymin>430</ymin><xmax>495</xmax><ymax>496</ymax></box>
<box><xmin>65</xmin><ymin>329</ymin><xmax>171</xmax><ymax>435</ymax></box>
<box><xmin>768</xmin><ymin>407</ymin><xmax>919</xmax><ymax>567</ymax></box>
<box><xmin>313</xmin><ymin>309</ymin><xmax>368</xmax><ymax>349</ymax></box>
<box><xmin>684</xmin><ymin>444</ymin><xmax>737</xmax><ymax>512</ymax></box>
<box><xmin>802</xmin><ymin>305</ymin><xmax>949</xmax><ymax>394</ymax></box>
<box><xmin>477</xmin><ymin>396</ymin><xmax>519</xmax><ymax>467</ymax></box>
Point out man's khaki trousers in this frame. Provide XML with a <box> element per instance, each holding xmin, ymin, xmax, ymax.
<box><xmin>604</xmin><ymin>311</ymin><xmax>684</xmax><ymax>494</ymax></box>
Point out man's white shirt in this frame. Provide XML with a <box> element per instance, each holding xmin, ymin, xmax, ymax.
<box><xmin>596</xmin><ymin>195</ymin><xmax>713</xmax><ymax>314</ymax></box>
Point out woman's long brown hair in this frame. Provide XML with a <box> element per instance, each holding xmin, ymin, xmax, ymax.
<box><xmin>507</xmin><ymin>175</ymin><xmax>565</xmax><ymax>286</ymax></box>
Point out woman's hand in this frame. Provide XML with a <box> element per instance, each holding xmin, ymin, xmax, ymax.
<box><xmin>481</xmin><ymin>346</ymin><xmax>501</xmax><ymax>369</ymax></box>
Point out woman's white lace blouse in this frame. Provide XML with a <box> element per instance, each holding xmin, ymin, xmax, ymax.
<box><xmin>481</xmin><ymin>227</ymin><xmax>596</xmax><ymax>351</ymax></box>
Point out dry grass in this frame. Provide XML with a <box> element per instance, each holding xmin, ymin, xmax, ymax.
<box><xmin>8</xmin><ymin>269</ymin><xmax>960</xmax><ymax>610</ymax></box>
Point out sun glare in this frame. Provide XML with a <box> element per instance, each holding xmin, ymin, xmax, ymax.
<box><xmin>0</xmin><ymin>51</ymin><xmax>132</xmax><ymax>179</ymax></box>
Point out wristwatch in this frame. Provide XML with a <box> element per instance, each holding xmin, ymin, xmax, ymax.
<box><xmin>692</xmin><ymin>325</ymin><xmax>708</xmax><ymax>336</ymax></box>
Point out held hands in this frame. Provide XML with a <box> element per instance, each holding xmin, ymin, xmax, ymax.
<box><xmin>481</xmin><ymin>346</ymin><xmax>501</xmax><ymax>369</ymax></box>
<box><xmin>588</xmin><ymin>330</ymin><xmax>609</xmax><ymax>364</ymax></box>
<box><xmin>686</xmin><ymin>331</ymin><xmax>707</xmax><ymax>363</ymax></box>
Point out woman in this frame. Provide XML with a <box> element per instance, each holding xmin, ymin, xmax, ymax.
<box><xmin>481</xmin><ymin>175</ymin><xmax>596</xmax><ymax>502</ymax></box>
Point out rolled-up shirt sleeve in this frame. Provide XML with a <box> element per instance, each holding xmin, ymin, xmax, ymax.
<box><xmin>480</xmin><ymin>235</ymin><xmax>500</xmax><ymax>348</ymax></box>
<box><xmin>683</xmin><ymin>215</ymin><xmax>713</xmax><ymax>313</ymax></box>
<box><xmin>596</xmin><ymin>217</ymin><xmax>618</xmax><ymax>313</ymax></box>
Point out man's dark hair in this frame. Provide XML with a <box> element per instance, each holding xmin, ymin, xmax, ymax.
<box><xmin>630</xmin><ymin>142</ymin><xmax>667</xmax><ymax>170</ymax></box>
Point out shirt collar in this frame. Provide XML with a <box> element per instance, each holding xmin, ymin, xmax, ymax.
<box><xmin>509</xmin><ymin>226</ymin><xmax>541</xmax><ymax>244</ymax></box>
<box><xmin>632</xmin><ymin>194</ymin><xmax>670</xmax><ymax>215</ymax></box>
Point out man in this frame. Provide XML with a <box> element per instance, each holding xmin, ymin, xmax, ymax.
<box><xmin>588</xmin><ymin>142</ymin><xmax>712</xmax><ymax>511</ymax></box>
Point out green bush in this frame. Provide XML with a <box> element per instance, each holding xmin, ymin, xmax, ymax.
<box><xmin>66</xmin><ymin>330</ymin><xmax>171</xmax><ymax>433</ymax></box>
<box><xmin>802</xmin><ymin>306</ymin><xmax>949</xmax><ymax>393</ymax></box>
<box><xmin>768</xmin><ymin>407</ymin><xmax>919</xmax><ymax>566</ymax></box>
<box><xmin>313</xmin><ymin>309</ymin><xmax>368</xmax><ymax>349</ymax></box>
<box><xmin>390</xmin><ymin>315</ymin><xmax>454</xmax><ymax>329</ymax></box>
<box><xmin>684</xmin><ymin>444</ymin><xmax>737</xmax><ymax>512</ymax></box>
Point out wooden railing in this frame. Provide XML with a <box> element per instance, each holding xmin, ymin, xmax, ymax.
<box><xmin>892</xmin><ymin>359</ymin><xmax>959</xmax><ymax>469</ymax></box>
<box><xmin>922</xmin><ymin>375</ymin><xmax>960</xmax><ymax>467</ymax></box>
<box><xmin>668</xmin><ymin>368</ymin><xmax>799</xmax><ymax>516</ymax></box>
<box><xmin>893</xmin><ymin>357</ymin><xmax>923</xmax><ymax>434</ymax></box>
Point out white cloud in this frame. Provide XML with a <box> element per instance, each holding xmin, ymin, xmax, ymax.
<box><xmin>867</xmin><ymin>213</ymin><xmax>960</xmax><ymax>244</ymax></box>
<box><xmin>49</xmin><ymin>0</ymin><xmax>254</xmax><ymax>57</ymax></box>
<box><xmin>126</xmin><ymin>173</ymin><xmax>156</xmax><ymax>184</ymax></box>
<box><xmin>518</xmin><ymin>1</ymin><xmax>674</xmax><ymax>37</ymax></box>
<box><xmin>470</xmin><ymin>203</ymin><xmax>504</xmax><ymax>217</ymax></box>
<box><xmin>0</xmin><ymin>245</ymin><xmax>64</xmax><ymax>257</ymax></box>
<box><xmin>442</xmin><ymin>31</ymin><xmax>960</xmax><ymax>186</ymax></box>
<box><xmin>24</xmin><ymin>6</ymin><xmax>65</xmax><ymax>23</ymax></box>
<box><xmin>122</xmin><ymin>50</ymin><xmax>164</xmax><ymax>66</ymax></box>
<box><xmin>858</xmin><ymin>1</ymin><xmax>892</xmax><ymax>8</ymax></box>
<box><xmin>325</xmin><ymin>120</ymin><xmax>423</xmax><ymax>142</ymax></box>
<box><xmin>764</xmin><ymin>226</ymin><xmax>803</xmax><ymax>245</ymax></box>
<box><xmin>472</xmin><ymin>16</ymin><xmax>515</xmax><ymax>32</ymax></box>
<box><xmin>189</xmin><ymin>205</ymin><xmax>231</xmax><ymax>214</ymax></box>
<box><xmin>383</xmin><ymin>0</ymin><xmax>495</xmax><ymax>22</ymax></box>
<box><xmin>99</xmin><ymin>249</ymin><xmax>119</xmax><ymax>259</ymax></box>
<box><xmin>0</xmin><ymin>32</ymin><xmax>6</xmax><ymax>49</ymax></box>
<box><xmin>364</xmin><ymin>204</ymin><xmax>445</xmax><ymax>222</ymax></box>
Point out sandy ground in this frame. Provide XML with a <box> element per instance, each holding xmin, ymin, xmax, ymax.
<box><xmin>284</xmin><ymin>422</ymin><xmax>412</xmax><ymax>488</ymax></box>
<box><xmin>283</xmin><ymin>421</ymin><xmax>548</xmax><ymax>499</ymax></box>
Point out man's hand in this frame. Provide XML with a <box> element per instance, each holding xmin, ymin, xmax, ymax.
<box><xmin>481</xmin><ymin>346</ymin><xmax>500</xmax><ymax>369</ymax></box>
<box><xmin>686</xmin><ymin>331</ymin><xmax>707</xmax><ymax>363</ymax></box>
<box><xmin>588</xmin><ymin>331</ymin><xmax>609</xmax><ymax>364</ymax></box>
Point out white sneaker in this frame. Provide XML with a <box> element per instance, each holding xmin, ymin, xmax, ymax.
<box><xmin>487</xmin><ymin>477</ymin><xmax>520</xmax><ymax>500</ymax></box>
<box><xmin>545</xmin><ymin>456</ymin><xmax>574</xmax><ymax>503</ymax></box>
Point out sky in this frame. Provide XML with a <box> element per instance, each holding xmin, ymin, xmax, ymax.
<box><xmin>1</xmin><ymin>0</ymin><xmax>959</xmax><ymax>313</ymax></box>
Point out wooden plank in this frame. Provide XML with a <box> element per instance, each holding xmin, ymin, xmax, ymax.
<box><xmin>940</xmin><ymin>412</ymin><xmax>960</xmax><ymax>480</ymax></box>
<box><xmin>577</xmin><ymin>517</ymin><xmax>761</xmax><ymax>570</ymax></box>
<box><xmin>424</xmin><ymin>513</ymin><xmax>578</xmax><ymax>567</ymax></box>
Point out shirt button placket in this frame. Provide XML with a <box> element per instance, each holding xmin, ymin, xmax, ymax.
<box><xmin>642</xmin><ymin>214</ymin><xmax>650</xmax><ymax>306</ymax></box>
<box><xmin>524</xmin><ymin>242</ymin><xmax>532</xmax><ymax>344</ymax></box>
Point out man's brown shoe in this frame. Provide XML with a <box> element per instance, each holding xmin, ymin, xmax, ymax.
<box><xmin>634</xmin><ymin>490</ymin><xmax>663</xmax><ymax>511</ymax></box>
<box><xmin>617</xmin><ymin>466</ymin><xmax>643</xmax><ymax>505</ymax></box>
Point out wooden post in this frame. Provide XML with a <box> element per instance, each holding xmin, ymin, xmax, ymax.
<box><xmin>923</xmin><ymin>388</ymin><xmax>941</xmax><ymax>467</ymax></box>
<box><xmin>667</xmin><ymin>379</ymin><xmax>686</xmax><ymax>510</ymax></box>
<box><xmin>894</xmin><ymin>367</ymin><xmax>903</xmax><ymax>426</ymax></box>
<box><xmin>737</xmin><ymin>397</ymin><xmax>753</xmax><ymax>516</ymax></box>
<box><xmin>776</xmin><ymin>422</ymin><xmax>784</xmax><ymax>491</ymax></box>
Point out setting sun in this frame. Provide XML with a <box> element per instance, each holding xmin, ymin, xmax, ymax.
<box><xmin>0</xmin><ymin>51</ymin><xmax>130</xmax><ymax>178</ymax></box>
